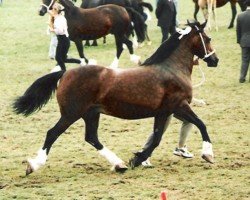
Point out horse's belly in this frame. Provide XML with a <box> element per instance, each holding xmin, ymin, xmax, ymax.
<box><xmin>101</xmin><ymin>102</ymin><xmax>158</xmax><ymax>120</ymax></box>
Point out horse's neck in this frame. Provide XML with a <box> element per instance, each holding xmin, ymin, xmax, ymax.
<box><xmin>160</xmin><ymin>42</ymin><xmax>194</xmax><ymax>78</ymax></box>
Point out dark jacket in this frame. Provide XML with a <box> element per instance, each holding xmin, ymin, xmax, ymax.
<box><xmin>237</xmin><ymin>8</ymin><xmax>250</xmax><ymax>47</ymax></box>
<box><xmin>155</xmin><ymin>0</ymin><xmax>176</xmax><ymax>28</ymax></box>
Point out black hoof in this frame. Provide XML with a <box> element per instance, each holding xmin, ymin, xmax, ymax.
<box><xmin>228</xmin><ymin>25</ymin><xmax>233</xmax><ymax>29</ymax></box>
<box><xmin>113</xmin><ymin>164</ymin><xmax>128</xmax><ymax>173</ymax></box>
<box><xmin>129</xmin><ymin>153</ymin><xmax>146</xmax><ymax>169</ymax></box>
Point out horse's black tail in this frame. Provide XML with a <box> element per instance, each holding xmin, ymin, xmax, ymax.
<box><xmin>13</xmin><ymin>71</ymin><xmax>65</xmax><ymax>116</ymax></box>
<box><xmin>139</xmin><ymin>2</ymin><xmax>153</xmax><ymax>12</ymax></box>
<box><xmin>125</xmin><ymin>7</ymin><xmax>146</xmax><ymax>43</ymax></box>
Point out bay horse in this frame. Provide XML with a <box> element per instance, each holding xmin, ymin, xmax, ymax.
<box><xmin>13</xmin><ymin>21</ymin><xmax>218</xmax><ymax>175</ymax></box>
<box><xmin>39</xmin><ymin>0</ymin><xmax>146</xmax><ymax>68</ymax></box>
<box><xmin>80</xmin><ymin>0</ymin><xmax>153</xmax><ymax>47</ymax></box>
<box><xmin>193</xmin><ymin>0</ymin><xmax>246</xmax><ymax>29</ymax></box>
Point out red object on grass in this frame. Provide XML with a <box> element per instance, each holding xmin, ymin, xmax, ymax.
<box><xmin>160</xmin><ymin>191</ymin><xmax>167</xmax><ymax>200</ymax></box>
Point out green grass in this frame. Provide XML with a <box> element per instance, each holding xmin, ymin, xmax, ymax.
<box><xmin>0</xmin><ymin>0</ymin><xmax>249</xmax><ymax>199</ymax></box>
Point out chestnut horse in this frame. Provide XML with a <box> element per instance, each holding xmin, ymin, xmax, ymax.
<box><xmin>81</xmin><ymin>0</ymin><xmax>153</xmax><ymax>46</ymax></box>
<box><xmin>39</xmin><ymin>0</ymin><xmax>145</xmax><ymax>68</ymax></box>
<box><xmin>13</xmin><ymin>21</ymin><xmax>218</xmax><ymax>175</ymax></box>
<box><xmin>193</xmin><ymin>0</ymin><xmax>246</xmax><ymax>29</ymax></box>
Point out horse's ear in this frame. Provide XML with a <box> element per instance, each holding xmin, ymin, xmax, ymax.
<box><xmin>200</xmin><ymin>20</ymin><xmax>207</xmax><ymax>30</ymax></box>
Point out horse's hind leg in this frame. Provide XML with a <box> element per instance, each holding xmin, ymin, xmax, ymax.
<box><xmin>174</xmin><ymin>102</ymin><xmax>214</xmax><ymax>164</ymax></box>
<box><xmin>74</xmin><ymin>40</ymin><xmax>88</xmax><ymax>65</ymax></box>
<box><xmin>83</xmin><ymin>109</ymin><xmax>127</xmax><ymax>172</ymax></box>
<box><xmin>228</xmin><ymin>2</ymin><xmax>236</xmax><ymax>29</ymax></box>
<box><xmin>109</xmin><ymin>36</ymin><xmax>124</xmax><ymax>68</ymax></box>
<box><xmin>26</xmin><ymin>117</ymin><xmax>75</xmax><ymax>175</ymax></box>
<box><xmin>123</xmin><ymin>37</ymin><xmax>141</xmax><ymax>65</ymax></box>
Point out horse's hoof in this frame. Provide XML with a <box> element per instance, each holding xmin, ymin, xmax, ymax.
<box><xmin>202</xmin><ymin>154</ymin><xmax>214</xmax><ymax>164</ymax></box>
<box><xmin>228</xmin><ymin>25</ymin><xmax>233</xmax><ymax>29</ymax></box>
<box><xmin>129</xmin><ymin>156</ymin><xmax>143</xmax><ymax>169</ymax></box>
<box><xmin>112</xmin><ymin>163</ymin><xmax>128</xmax><ymax>173</ymax></box>
<box><xmin>26</xmin><ymin>163</ymin><xmax>34</xmax><ymax>176</ymax></box>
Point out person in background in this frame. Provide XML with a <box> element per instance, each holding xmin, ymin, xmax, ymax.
<box><xmin>48</xmin><ymin>2</ymin><xmax>83</xmax><ymax>71</ymax></box>
<box><xmin>47</xmin><ymin>15</ymin><xmax>58</xmax><ymax>60</ymax></box>
<box><xmin>236</xmin><ymin>0</ymin><xmax>250</xmax><ymax>83</ymax></box>
<box><xmin>156</xmin><ymin>0</ymin><xmax>176</xmax><ymax>43</ymax></box>
<box><xmin>173</xmin><ymin>0</ymin><xmax>179</xmax><ymax>27</ymax></box>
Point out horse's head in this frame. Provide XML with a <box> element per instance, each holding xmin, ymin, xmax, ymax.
<box><xmin>39</xmin><ymin>0</ymin><xmax>56</xmax><ymax>16</ymax></box>
<box><xmin>188</xmin><ymin>20</ymin><xmax>219</xmax><ymax>67</ymax></box>
<box><xmin>39</xmin><ymin>0</ymin><xmax>74</xmax><ymax>16</ymax></box>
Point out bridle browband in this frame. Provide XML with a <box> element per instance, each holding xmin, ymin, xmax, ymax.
<box><xmin>194</xmin><ymin>25</ymin><xmax>215</xmax><ymax>60</ymax></box>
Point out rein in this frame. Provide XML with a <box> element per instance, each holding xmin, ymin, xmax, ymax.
<box><xmin>194</xmin><ymin>25</ymin><xmax>215</xmax><ymax>60</ymax></box>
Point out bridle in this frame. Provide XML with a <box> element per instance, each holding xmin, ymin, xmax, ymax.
<box><xmin>194</xmin><ymin>25</ymin><xmax>215</xmax><ymax>60</ymax></box>
<box><xmin>41</xmin><ymin>0</ymin><xmax>55</xmax><ymax>12</ymax></box>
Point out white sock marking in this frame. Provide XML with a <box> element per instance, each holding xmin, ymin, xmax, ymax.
<box><xmin>27</xmin><ymin>148</ymin><xmax>47</xmax><ymax>171</ymax></box>
<box><xmin>98</xmin><ymin>147</ymin><xmax>124</xmax><ymax>166</ymax></box>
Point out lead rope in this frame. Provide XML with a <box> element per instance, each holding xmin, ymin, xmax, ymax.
<box><xmin>193</xmin><ymin>62</ymin><xmax>206</xmax><ymax>88</ymax></box>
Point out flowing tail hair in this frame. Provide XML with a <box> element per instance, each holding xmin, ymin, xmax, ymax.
<box><xmin>139</xmin><ymin>2</ymin><xmax>153</xmax><ymax>12</ymax></box>
<box><xmin>13</xmin><ymin>71</ymin><xmax>65</xmax><ymax>116</ymax></box>
<box><xmin>125</xmin><ymin>7</ymin><xmax>146</xmax><ymax>43</ymax></box>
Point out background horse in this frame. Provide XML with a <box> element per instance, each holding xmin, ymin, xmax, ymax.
<box><xmin>80</xmin><ymin>0</ymin><xmax>153</xmax><ymax>46</ymax></box>
<box><xmin>193</xmin><ymin>0</ymin><xmax>246</xmax><ymax>29</ymax></box>
<box><xmin>13</xmin><ymin>21</ymin><xmax>218</xmax><ymax>175</ymax></box>
<box><xmin>39</xmin><ymin>0</ymin><xmax>146</xmax><ymax>68</ymax></box>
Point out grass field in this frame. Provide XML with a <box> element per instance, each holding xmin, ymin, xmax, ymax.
<box><xmin>0</xmin><ymin>0</ymin><xmax>249</xmax><ymax>199</ymax></box>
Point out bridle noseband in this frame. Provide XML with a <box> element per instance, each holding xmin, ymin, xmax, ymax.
<box><xmin>41</xmin><ymin>0</ymin><xmax>55</xmax><ymax>12</ymax></box>
<box><xmin>177</xmin><ymin>25</ymin><xmax>216</xmax><ymax>61</ymax></box>
<box><xmin>194</xmin><ymin>25</ymin><xmax>215</xmax><ymax>60</ymax></box>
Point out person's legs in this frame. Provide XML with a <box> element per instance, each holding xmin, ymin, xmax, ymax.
<box><xmin>173</xmin><ymin>120</ymin><xmax>193</xmax><ymax>158</ymax></box>
<box><xmin>55</xmin><ymin>36</ymin><xmax>66</xmax><ymax>71</ymax></box>
<box><xmin>240</xmin><ymin>47</ymin><xmax>250</xmax><ymax>83</ymax></box>
<box><xmin>63</xmin><ymin>37</ymin><xmax>81</xmax><ymax>64</ymax></box>
<box><xmin>49</xmin><ymin>34</ymin><xmax>58</xmax><ymax>59</ymax></box>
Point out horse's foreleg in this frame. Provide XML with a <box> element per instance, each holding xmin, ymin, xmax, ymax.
<box><xmin>129</xmin><ymin>114</ymin><xmax>169</xmax><ymax>169</ymax></box>
<box><xmin>123</xmin><ymin>37</ymin><xmax>141</xmax><ymax>65</ymax></box>
<box><xmin>26</xmin><ymin>117</ymin><xmax>74</xmax><ymax>175</ymax></box>
<box><xmin>174</xmin><ymin>102</ymin><xmax>214</xmax><ymax>164</ymax></box>
<box><xmin>75</xmin><ymin>40</ymin><xmax>88</xmax><ymax>65</ymax></box>
<box><xmin>228</xmin><ymin>3</ymin><xmax>237</xmax><ymax>29</ymax></box>
<box><xmin>109</xmin><ymin>36</ymin><xmax>123</xmax><ymax>68</ymax></box>
<box><xmin>91</xmin><ymin>40</ymin><xmax>98</xmax><ymax>46</ymax></box>
<box><xmin>83</xmin><ymin>109</ymin><xmax>127</xmax><ymax>172</ymax></box>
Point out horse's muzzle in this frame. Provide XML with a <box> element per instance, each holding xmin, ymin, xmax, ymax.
<box><xmin>204</xmin><ymin>54</ymin><xmax>219</xmax><ymax>67</ymax></box>
<box><xmin>38</xmin><ymin>6</ymin><xmax>47</xmax><ymax>16</ymax></box>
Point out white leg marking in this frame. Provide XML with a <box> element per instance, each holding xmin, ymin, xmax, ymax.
<box><xmin>130</xmin><ymin>54</ymin><xmax>141</xmax><ymax>64</ymax></box>
<box><xmin>132</xmin><ymin>37</ymin><xmax>139</xmax><ymax>49</ymax></box>
<box><xmin>98</xmin><ymin>147</ymin><xmax>124</xmax><ymax>166</ymax></box>
<box><xmin>27</xmin><ymin>148</ymin><xmax>47</xmax><ymax>172</ymax></box>
<box><xmin>202</xmin><ymin>141</ymin><xmax>214</xmax><ymax>157</ymax></box>
<box><xmin>109</xmin><ymin>57</ymin><xmax>119</xmax><ymax>69</ymax></box>
<box><xmin>50</xmin><ymin>65</ymin><xmax>62</xmax><ymax>73</ymax></box>
<box><xmin>88</xmin><ymin>59</ymin><xmax>97</xmax><ymax>65</ymax></box>
<box><xmin>80</xmin><ymin>58</ymin><xmax>87</xmax><ymax>66</ymax></box>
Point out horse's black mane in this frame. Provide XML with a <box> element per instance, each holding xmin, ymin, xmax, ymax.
<box><xmin>141</xmin><ymin>31</ymin><xmax>182</xmax><ymax>66</ymax></box>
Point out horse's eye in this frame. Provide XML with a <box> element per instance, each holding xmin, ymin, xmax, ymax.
<box><xmin>207</xmin><ymin>37</ymin><xmax>211</xmax><ymax>42</ymax></box>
